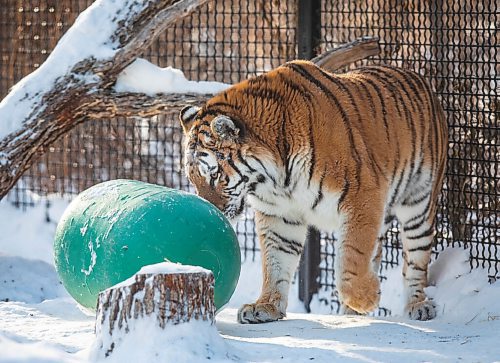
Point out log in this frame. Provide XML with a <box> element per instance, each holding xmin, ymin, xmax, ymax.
<box><xmin>94</xmin><ymin>268</ymin><xmax>215</xmax><ymax>358</ymax></box>
<box><xmin>311</xmin><ymin>36</ymin><xmax>380</xmax><ymax>71</ymax></box>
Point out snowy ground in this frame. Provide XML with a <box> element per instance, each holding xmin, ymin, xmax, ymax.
<box><xmin>1</xmin><ymin>195</ymin><xmax>500</xmax><ymax>363</ymax></box>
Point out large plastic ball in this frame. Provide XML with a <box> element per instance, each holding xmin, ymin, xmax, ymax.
<box><xmin>53</xmin><ymin>179</ymin><xmax>241</xmax><ymax>311</ymax></box>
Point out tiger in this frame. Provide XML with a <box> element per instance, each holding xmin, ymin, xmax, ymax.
<box><xmin>179</xmin><ymin>60</ymin><xmax>448</xmax><ymax>323</ymax></box>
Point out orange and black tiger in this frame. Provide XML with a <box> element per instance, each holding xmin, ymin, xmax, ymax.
<box><xmin>179</xmin><ymin>60</ymin><xmax>448</xmax><ymax>323</ymax></box>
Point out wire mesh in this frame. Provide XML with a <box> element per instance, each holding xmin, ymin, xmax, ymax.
<box><xmin>319</xmin><ymin>0</ymin><xmax>499</xmax><ymax>312</ymax></box>
<box><xmin>0</xmin><ymin>0</ymin><xmax>498</xmax><ymax>312</ymax></box>
<box><xmin>1</xmin><ymin>0</ymin><xmax>297</xmax><ymax>262</ymax></box>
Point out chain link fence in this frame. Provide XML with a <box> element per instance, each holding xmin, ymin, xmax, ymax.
<box><xmin>1</xmin><ymin>0</ymin><xmax>498</xmax><ymax>314</ymax></box>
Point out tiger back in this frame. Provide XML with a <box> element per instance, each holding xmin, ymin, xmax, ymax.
<box><xmin>180</xmin><ymin>60</ymin><xmax>448</xmax><ymax>323</ymax></box>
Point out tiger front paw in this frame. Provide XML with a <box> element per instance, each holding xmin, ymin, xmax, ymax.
<box><xmin>338</xmin><ymin>272</ymin><xmax>380</xmax><ymax>314</ymax></box>
<box><xmin>237</xmin><ymin>303</ymin><xmax>286</xmax><ymax>324</ymax></box>
<box><xmin>339</xmin><ymin>303</ymin><xmax>362</xmax><ymax>316</ymax></box>
<box><xmin>406</xmin><ymin>300</ymin><xmax>436</xmax><ymax>321</ymax></box>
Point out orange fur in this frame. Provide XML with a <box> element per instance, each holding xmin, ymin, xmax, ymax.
<box><xmin>180</xmin><ymin>60</ymin><xmax>448</xmax><ymax>322</ymax></box>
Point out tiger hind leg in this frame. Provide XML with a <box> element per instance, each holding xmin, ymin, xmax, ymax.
<box><xmin>397</xmin><ymin>197</ymin><xmax>437</xmax><ymax>320</ymax></box>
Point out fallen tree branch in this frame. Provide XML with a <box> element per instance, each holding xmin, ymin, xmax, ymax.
<box><xmin>311</xmin><ymin>36</ymin><xmax>380</xmax><ymax>71</ymax></box>
<box><xmin>86</xmin><ymin>91</ymin><xmax>209</xmax><ymax>119</ymax></box>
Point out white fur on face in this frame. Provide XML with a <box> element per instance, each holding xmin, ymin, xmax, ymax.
<box><xmin>195</xmin><ymin>150</ymin><xmax>219</xmax><ymax>184</ymax></box>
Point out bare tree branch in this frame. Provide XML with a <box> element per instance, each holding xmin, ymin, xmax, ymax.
<box><xmin>312</xmin><ymin>36</ymin><xmax>380</xmax><ymax>72</ymax></box>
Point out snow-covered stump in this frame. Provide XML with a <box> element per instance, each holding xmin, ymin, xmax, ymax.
<box><xmin>92</xmin><ymin>263</ymin><xmax>216</xmax><ymax>360</ymax></box>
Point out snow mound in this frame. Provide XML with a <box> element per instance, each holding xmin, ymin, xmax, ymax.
<box><xmin>427</xmin><ymin>247</ymin><xmax>500</xmax><ymax>323</ymax></box>
<box><xmin>0</xmin><ymin>255</ymin><xmax>66</xmax><ymax>304</ymax></box>
<box><xmin>114</xmin><ymin>58</ymin><xmax>230</xmax><ymax>95</ymax></box>
<box><xmin>0</xmin><ymin>332</ymin><xmax>79</xmax><ymax>363</ymax></box>
<box><xmin>0</xmin><ymin>196</ymin><xmax>69</xmax><ymax>265</ymax></box>
<box><xmin>90</xmin><ymin>317</ymin><xmax>234</xmax><ymax>363</ymax></box>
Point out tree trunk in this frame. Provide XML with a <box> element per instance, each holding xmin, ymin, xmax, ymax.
<box><xmin>94</xmin><ymin>270</ymin><xmax>215</xmax><ymax>358</ymax></box>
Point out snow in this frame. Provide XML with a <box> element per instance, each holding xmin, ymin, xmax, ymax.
<box><xmin>127</xmin><ymin>261</ymin><xmax>212</xmax><ymax>275</ymax></box>
<box><xmin>111</xmin><ymin>261</ymin><xmax>212</xmax><ymax>289</ymax></box>
<box><xmin>114</xmin><ymin>58</ymin><xmax>230</xmax><ymax>95</ymax></box>
<box><xmin>1</xmin><ymin>194</ymin><xmax>500</xmax><ymax>362</ymax></box>
<box><xmin>90</xmin><ymin>318</ymin><xmax>235</xmax><ymax>363</ymax></box>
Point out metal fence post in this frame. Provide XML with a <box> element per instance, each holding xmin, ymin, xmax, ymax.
<box><xmin>296</xmin><ymin>0</ymin><xmax>322</xmax><ymax>312</ymax></box>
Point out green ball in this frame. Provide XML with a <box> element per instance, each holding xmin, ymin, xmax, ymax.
<box><xmin>54</xmin><ymin>179</ymin><xmax>240</xmax><ymax>311</ymax></box>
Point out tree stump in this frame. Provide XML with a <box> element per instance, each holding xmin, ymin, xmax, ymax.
<box><xmin>93</xmin><ymin>266</ymin><xmax>215</xmax><ymax>358</ymax></box>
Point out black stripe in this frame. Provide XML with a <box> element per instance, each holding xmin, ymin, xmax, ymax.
<box><xmin>268</xmin><ymin>232</ymin><xmax>302</xmax><ymax>255</ymax></box>
<box><xmin>256</xmin><ymin>211</ymin><xmax>278</xmax><ymax>220</ymax></box>
<box><xmin>270</xmin><ymin>231</ymin><xmax>303</xmax><ymax>250</ymax></box>
<box><xmin>417</xmin><ymin>76</ymin><xmax>439</xmax><ymax>183</ymax></box>
<box><xmin>198</xmin><ymin>158</ymin><xmax>212</xmax><ymax>170</ymax></box>
<box><xmin>392</xmin><ymin>70</ymin><xmax>429</xmax><ymax>171</ymax></box>
<box><xmin>337</xmin><ymin>168</ymin><xmax>350</xmax><ymax>211</ymax></box>
<box><xmin>344</xmin><ymin>270</ymin><xmax>359</xmax><ymax>277</ymax></box>
<box><xmin>226</xmin><ymin>156</ymin><xmax>243</xmax><ymax>176</ymax></box>
<box><xmin>312</xmin><ymin>169</ymin><xmax>326</xmax><ymax>210</ymax></box>
<box><xmin>283</xmin><ymin>218</ymin><xmax>302</xmax><ymax>225</ymax></box>
<box><xmin>343</xmin><ymin>243</ymin><xmax>365</xmax><ymax>256</ymax></box>
<box><xmin>362</xmin><ymin>68</ymin><xmax>418</xmax><ymax>189</ymax></box>
<box><xmin>283</xmin><ymin>62</ymin><xmax>363</xmax><ymax>190</ymax></box>
<box><xmin>362</xmin><ymin>77</ymin><xmax>391</xmax><ymax>141</ymax></box>
<box><xmin>404</xmin><ymin>199</ymin><xmax>431</xmax><ymax>226</ymax></box>
<box><xmin>406</xmin><ymin>227</ymin><xmax>434</xmax><ymax>241</ymax></box>
<box><xmin>247</xmin><ymin>182</ymin><xmax>257</xmax><ymax>193</ymax></box>
<box><xmin>180</xmin><ymin>106</ymin><xmax>198</xmax><ymax>122</ymax></box>
<box><xmin>249</xmin><ymin>193</ymin><xmax>276</xmax><ymax>206</ymax></box>
<box><xmin>389</xmin><ymin>160</ymin><xmax>408</xmax><ymax>207</ymax></box>
<box><xmin>248</xmin><ymin>156</ymin><xmax>277</xmax><ymax>186</ymax></box>
<box><xmin>407</xmin><ymin>263</ymin><xmax>426</xmax><ymax>272</ymax></box>
<box><xmin>276</xmin><ymin>70</ymin><xmax>318</xmax><ymax>188</ymax></box>
<box><xmin>407</xmin><ymin>241</ymin><xmax>433</xmax><ymax>252</ymax></box>
<box><xmin>226</xmin><ymin>175</ymin><xmax>246</xmax><ymax>192</ymax></box>
<box><xmin>307</xmin><ymin>115</ymin><xmax>316</xmax><ymax>187</ymax></box>
<box><xmin>355</xmin><ymin>80</ymin><xmax>377</xmax><ymax>120</ymax></box>
<box><xmin>403</xmin><ymin>217</ymin><xmax>427</xmax><ymax>232</ymax></box>
<box><xmin>236</xmin><ymin>150</ymin><xmax>257</xmax><ymax>173</ymax></box>
<box><xmin>284</xmin><ymin>151</ymin><xmax>295</xmax><ymax>188</ymax></box>
<box><xmin>384</xmin><ymin>215</ymin><xmax>395</xmax><ymax>225</ymax></box>
<box><xmin>402</xmin><ymin>190</ymin><xmax>431</xmax><ymax>207</ymax></box>
<box><xmin>359</xmin><ymin>68</ymin><xmax>404</xmax><ymax>120</ymax></box>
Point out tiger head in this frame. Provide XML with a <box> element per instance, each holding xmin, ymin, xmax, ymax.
<box><xmin>179</xmin><ymin>104</ymin><xmax>253</xmax><ymax>221</ymax></box>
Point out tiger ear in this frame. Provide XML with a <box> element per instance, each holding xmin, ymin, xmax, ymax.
<box><xmin>210</xmin><ymin>115</ymin><xmax>242</xmax><ymax>141</ymax></box>
<box><xmin>179</xmin><ymin>105</ymin><xmax>201</xmax><ymax>134</ymax></box>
